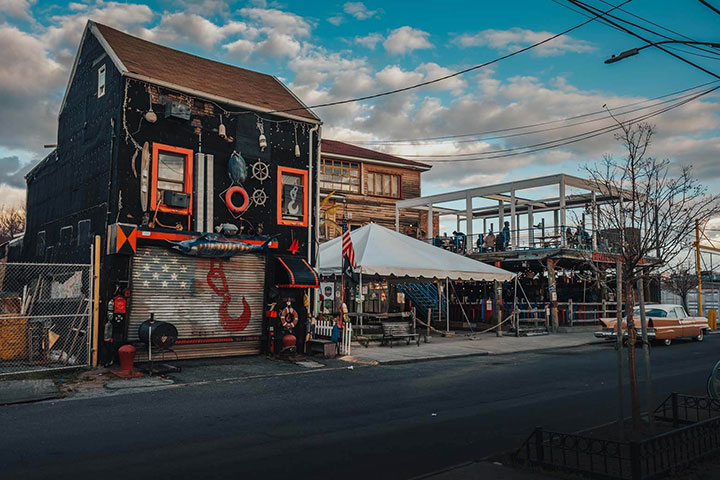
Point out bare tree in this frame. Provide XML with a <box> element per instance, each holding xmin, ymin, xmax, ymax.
<box><xmin>661</xmin><ymin>263</ymin><xmax>698</xmax><ymax>313</ymax></box>
<box><xmin>585</xmin><ymin>122</ymin><xmax>720</xmax><ymax>435</ymax></box>
<box><xmin>0</xmin><ymin>205</ymin><xmax>25</xmax><ymax>244</ymax></box>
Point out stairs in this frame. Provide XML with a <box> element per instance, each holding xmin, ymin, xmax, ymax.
<box><xmin>397</xmin><ymin>283</ymin><xmax>446</xmax><ymax>326</ymax></box>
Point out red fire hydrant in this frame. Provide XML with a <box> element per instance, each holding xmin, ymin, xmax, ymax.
<box><xmin>111</xmin><ymin>344</ymin><xmax>144</xmax><ymax>378</ymax></box>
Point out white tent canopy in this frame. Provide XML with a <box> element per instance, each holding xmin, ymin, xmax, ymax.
<box><xmin>318</xmin><ymin>223</ymin><xmax>515</xmax><ymax>282</ymax></box>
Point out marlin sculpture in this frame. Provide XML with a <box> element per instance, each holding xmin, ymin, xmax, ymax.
<box><xmin>167</xmin><ymin>233</ymin><xmax>275</xmax><ymax>258</ymax></box>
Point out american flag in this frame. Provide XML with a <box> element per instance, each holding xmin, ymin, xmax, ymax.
<box><xmin>342</xmin><ymin>224</ymin><xmax>357</xmax><ymax>270</ymax></box>
<box><xmin>133</xmin><ymin>249</ymin><xmax>195</xmax><ymax>292</ymax></box>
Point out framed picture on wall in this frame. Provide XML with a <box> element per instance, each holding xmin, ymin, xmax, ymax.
<box><xmin>277</xmin><ymin>166</ymin><xmax>308</xmax><ymax>227</ymax></box>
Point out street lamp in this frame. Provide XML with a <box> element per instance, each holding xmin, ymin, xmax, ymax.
<box><xmin>605</xmin><ymin>40</ymin><xmax>720</xmax><ymax>64</ymax></box>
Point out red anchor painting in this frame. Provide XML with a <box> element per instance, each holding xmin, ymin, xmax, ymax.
<box><xmin>207</xmin><ymin>260</ymin><xmax>251</xmax><ymax>332</ymax></box>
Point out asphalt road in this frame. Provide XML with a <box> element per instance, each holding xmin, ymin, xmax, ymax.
<box><xmin>1</xmin><ymin>337</ymin><xmax>717</xmax><ymax>480</ymax></box>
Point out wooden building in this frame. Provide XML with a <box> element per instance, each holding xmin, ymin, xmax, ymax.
<box><xmin>318</xmin><ymin>139</ymin><xmax>436</xmax><ymax>241</ymax></box>
<box><xmin>22</xmin><ymin>21</ymin><xmax>322</xmax><ymax>360</ymax></box>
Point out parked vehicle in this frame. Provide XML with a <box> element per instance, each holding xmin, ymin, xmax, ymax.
<box><xmin>594</xmin><ymin>304</ymin><xmax>710</xmax><ymax>346</ymax></box>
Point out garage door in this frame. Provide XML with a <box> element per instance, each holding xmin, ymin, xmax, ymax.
<box><xmin>128</xmin><ymin>245</ymin><xmax>265</xmax><ymax>358</ymax></box>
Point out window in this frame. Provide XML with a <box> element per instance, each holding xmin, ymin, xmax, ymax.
<box><xmin>277</xmin><ymin>166</ymin><xmax>308</xmax><ymax>227</ymax></box>
<box><xmin>319</xmin><ymin>159</ymin><xmax>359</xmax><ymax>193</ymax></box>
<box><xmin>97</xmin><ymin>65</ymin><xmax>106</xmax><ymax>98</ymax></box>
<box><xmin>36</xmin><ymin>231</ymin><xmax>46</xmax><ymax>257</ymax></box>
<box><xmin>60</xmin><ymin>226</ymin><xmax>73</xmax><ymax>246</ymax></box>
<box><xmin>367</xmin><ymin>171</ymin><xmax>400</xmax><ymax>198</ymax></box>
<box><xmin>151</xmin><ymin>143</ymin><xmax>194</xmax><ymax>215</ymax></box>
<box><xmin>77</xmin><ymin>219</ymin><xmax>91</xmax><ymax>246</ymax></box>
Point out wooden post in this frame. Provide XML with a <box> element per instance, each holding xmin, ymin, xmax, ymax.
<box><xmin>494</xmin><ymin>280</ymin><xmax>503</xmax><ymax>337</ymax></box>
<box><xmin>446</xmin><ymin>277</ymin><xmax>450</xmax><ymax>333</ymax></box>
<box><xmin>616</xmin><ymin>260</ymin><xmax>625</xmax><ymax>438</ymax></box>
<box><xmin>91</xmin><ymin>235</ymin><xmax>101</xmax><ymax>367</ymax></box>
<box><xmin>568</xmin><ymin>298</ymin><xmax>574</xmax><ymax>327</ymax></box>
<box><xmin>546</xmin><ymin>259</ymin><xmax>559</xmax><ymax>333</ymax></box>
<box><xmin>426</xmin><ymin>309</ymin><xmax>431</xmax><ymax>341</ymax></box>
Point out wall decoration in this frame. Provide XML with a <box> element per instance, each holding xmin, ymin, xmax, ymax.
<box><xmin>140</xmin><ymin>141</ymin><xmax>150</xmax><ymax>212</ymax></box>
<box><xmin>277</xmin><ymin>166</ymin><xmax>308</xmax><ymax>227</ymax></box>
<box><xmin>207</xmin><ymin>260</ymin><xmax>251</xmax><ymax>332</ymax></box>
<box><xmin>168</xmin><ymin>233</ymin><xmax>272</xmax><ymax>257</ymax></box>
<box><xmin>279</xmin><ymin>301</ymin><xmax>299</xmax><ymax>330</ymax></box>
<box><xmin>294</xmin><ymin>124</ymin><xmax>301</xmax><ymax>158</ymax></box>
<box><xmin>257</xmin><ymin>119</ymin><xmax>267</xmax><ymax>151</ymax></box>
<box><xmin>251</xmin><ymin>188</ymin><xmax>267</xmax><ymax>207</ymax></box>
<box><xmin>228</xmin><ymin>151</ymin><xmax>248</xmax><ymax>184</ymax></box>
<box><xmin>224</xmin><ymin>186</ymin><xmax>250</xmax><ymax>215</ymax></box>
<box><xmin>131</xmin><ymin>149</ymin><xmax>139</xmax><ymax>178</ymax></box>
<box><xmin>251</xmin><ymin>160</ymin><xmax>269</xmax><ymax>182</ymax></box>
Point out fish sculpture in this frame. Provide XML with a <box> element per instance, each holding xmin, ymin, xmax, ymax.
<box><xmin>167</xmin><ymin>233</ymin><xmax>274</xmax><ymax>258</ymax></box>
<box><xmin>228</xmin><ymin>151</ymin><xmax>248</xmax><ymax>184</ymax></box>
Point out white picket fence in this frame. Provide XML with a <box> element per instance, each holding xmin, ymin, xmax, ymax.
<box><xmin>314</xmin><ymin>319</ymin><xmax>352</xmax><ymax>356</ymax></box>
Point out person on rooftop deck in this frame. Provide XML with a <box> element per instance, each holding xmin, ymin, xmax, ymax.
<box><xmin>484</xmin><ymin>229</ymin><xmax>496</xmax><ymax>251</ymax></box>
<box><xmin>502</xmin><ymin>221</ymin><xmax>511</xmax><ymax>250</ymax></box>
<box><xmin>452</xmin><ymin>230</ymin><xmax>466</xmax><ymax>253</ymax></box>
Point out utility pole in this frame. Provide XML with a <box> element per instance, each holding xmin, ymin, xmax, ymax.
<box><xmin>547</xmin><ymin>259</ymin><xmax>559</xmax><ymax>333</ymax></box>
<box><xmin>696</xmin><ymin>220</ymin><xmax>703</xmax><ymax>316</ymax></box>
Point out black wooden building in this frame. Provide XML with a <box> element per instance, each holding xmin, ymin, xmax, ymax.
<box><xmin>23</xmin><ymin>21</ymin><xmax>322</xmax><ymax>360</ymax></box>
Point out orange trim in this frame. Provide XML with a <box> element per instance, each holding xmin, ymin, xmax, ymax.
<box><xmin>277</xmin><ymin>166</ymin><xmax>309</xmax><ymax>227</ymax></box>
<box><xmin>301</xmin><ymin>258</ymin><xmax>319</xmax><ymax>287</ymax></box>
<box><xmin>151</xmin><ymin>143</ymin><xmax>194</xmax><ymax>216</ymax></box>
<box><xmin>278</xmin><ymin>257</ymin><xmax>295</xmax><ymax>284</ymax></box>
<box><xmin>136</xmin><ymin>228</ymin><xmax>279</xmax><ymax>248</ymax></box>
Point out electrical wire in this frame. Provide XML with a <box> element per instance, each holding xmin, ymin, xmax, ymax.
<box><xmin>414</xmin><ymin>86</ymin><xmax>719</xmax><ymax>162</ymax></box>
<box><xmin>552</xmin><ymin>0</ymin><xmax>720</xmax><ymax>61</ymax></box>
<box><xmin>258</xmin><ymin>1</ymin><xmax>630</xmax><ymax>115</ymax></box>
<box><xmin>349</xmin><ymin>82</ymin><xmax>719</xmax><ymax>146</ymax></box>
<box><xmin>568</xmin><ymin>0</ymin><xmax>720</xmax><ymax>80</ymax></box>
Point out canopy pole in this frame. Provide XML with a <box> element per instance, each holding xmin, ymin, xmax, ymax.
<box><xmin>359</xmin><ymin>271</ymin><xmax>363</xmax><ymax>315</ymax></box>
<box><xmin>446</xmin><ymin>277</ymin><xmax>450</xmax><ymax>333</ymax></box>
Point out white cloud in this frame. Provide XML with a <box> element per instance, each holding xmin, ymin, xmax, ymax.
<box><xmin>376</xmin><ymin>65</ymin><xmax>423</xmax><ymax>88</ymax></box>
<box><xmin>239</xmin><ymin>8</ymin><xmax>311</xmax><ymax>38</ymax></box>
<box><xmin>455</xmin><ymin>28</ymin><xmax>595</xmax><ymax>57</ymax></box>
<box><xmin>343</xmin><ymin>2</ymin><xmax>378</xmax><ymax>20</ymax></box>
<box><xmin>0</xmin><ymin>0</ymin><xmax>35</xmax><ymax>21</ymax></box>
<box><xmin>355</xmin><ymin>32</ymin><xmax>383</xmax><ymax>49</ymax></box>
<box><xmin>383</xmin><ymin>26</ymin><xmax>432</xmax><ymax>55</ymax></box>
<box><xmin>143</xmin><ymin>13</ymin><xmax>248</xmax><ymax>49</ymax></box>
<box><xmin>0</xmin><ymin>185</ymin><xmax>26</xmax><ymax>207</ymax></box>
<box><xmin>327</xmin><ymin>15</ymin><xmax>344</xmax><ymax>26</ymax></box>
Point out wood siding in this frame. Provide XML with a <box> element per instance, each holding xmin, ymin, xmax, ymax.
<box><xmin>320</xmin><ymin>160</ymin><xmax>437</xmax><ymax>240</ymax></box>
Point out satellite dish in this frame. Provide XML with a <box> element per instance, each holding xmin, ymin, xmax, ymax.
<box><xmin>708</xmin><ymin>360</ymin><xmax>720</xmax><ymax>400</ymax></box>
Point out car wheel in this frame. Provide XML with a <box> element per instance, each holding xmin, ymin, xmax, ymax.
<box><xmin>695</xmin><ymin>331</ymin><xmax>705</xmax><ymax>342</ymax></box>
<box><xmin>663</xmin><ymin>338</ymin><xmax>672</xmax><ymax>346</ymax></box>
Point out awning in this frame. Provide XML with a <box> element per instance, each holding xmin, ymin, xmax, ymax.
<box><xmin>276</xmin><ymin>256</ymin><xmax>319</xmax><ymax>288</ymax></box>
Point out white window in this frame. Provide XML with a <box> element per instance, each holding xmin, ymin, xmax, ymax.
<box><xmin>97</xmin><ymin>65</ymin><xmax>106</xmax><ymax>98</ymax></box>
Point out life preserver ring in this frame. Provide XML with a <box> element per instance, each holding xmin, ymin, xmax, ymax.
<box><xmin>225</xmin><ymin>186</ymin><xmax>249</xmax><ymax>214</ymax></box>
<box><xmin>280</xmin><ymin>307</ymin><xmax>299</xmax><ymax>329</ymax></box>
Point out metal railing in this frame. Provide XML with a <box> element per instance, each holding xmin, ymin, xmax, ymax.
<box><xmin>515</xmin><ymin>393</ymin><xmax>720</xmax><ymax>480</ymax></box>
<box><xmin>0</xmin><ymin>262</ymin><xmax>92</xmax><ymax>376</ymax></box>
<box><xmin>426</xmin><ymin>226</ymin><xmax>625</xmax><ymax>255</ymax></box>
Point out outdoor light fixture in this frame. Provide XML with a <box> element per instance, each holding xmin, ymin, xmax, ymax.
<box><xmin>604</xmin><ymin>48</ymin><xmax>639</xmax><ymax>64</ymax></box>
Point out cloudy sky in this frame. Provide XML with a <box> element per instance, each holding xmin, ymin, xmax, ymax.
<box><xmin>1</xmin><ymin>0</ymin><xmax>719</xmax><ymax>220</ymax></box>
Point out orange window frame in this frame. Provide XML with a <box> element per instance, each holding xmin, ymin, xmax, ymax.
<box><xmin>151</xmin><ymin>143</ymin><xmax>194</xmax><ymax>215</ymax></box>
<box><xmin>277</xmin><ymin>166</ymin><xmax>309</xmax><ymax>227</ymax></box>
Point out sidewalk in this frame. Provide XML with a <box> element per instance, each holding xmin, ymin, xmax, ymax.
<box><xmin>342</xmin><ymin>332</ymin><xmax>604</xmax><ymax>365</ymax></box>
<box><xmin>412</xmin><ymin>461</ymin><xmax>556</xmax><ymax>480</ymax></box>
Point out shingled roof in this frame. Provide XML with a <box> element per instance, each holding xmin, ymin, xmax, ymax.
<box><xmin>87</xmin><ymin>21</ymin><xmax>319</xmax><ymax>122</ymax></box>
<box><xmin>322</xmin><ymin>139</ymin><xmax>431</xmax><ymax>171</ymax></box>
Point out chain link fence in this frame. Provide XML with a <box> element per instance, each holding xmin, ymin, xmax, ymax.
<box><xmin>0</xmin><ymin>262</ymin><xmax>92</xmax><ymax>376</ymax></box>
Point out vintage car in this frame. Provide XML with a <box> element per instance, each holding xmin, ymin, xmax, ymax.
<box><xmin>594</xmin><ymin>304</ymin><xmax>710</xmax><ymax>346</ymax></box>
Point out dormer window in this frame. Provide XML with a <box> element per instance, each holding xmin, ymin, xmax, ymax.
<box><xmin>97</xmin><ymin>65</ymin><xmax>106</xmax><ymax>98</ymax></box>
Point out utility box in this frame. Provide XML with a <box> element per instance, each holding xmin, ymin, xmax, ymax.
<box><xmin>163</xmin><ymin>191</ymin><xmax>190</xmax><ymax>209</ymax></box>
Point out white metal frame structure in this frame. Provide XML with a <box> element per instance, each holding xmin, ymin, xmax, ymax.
<box><xmin>395</xmin><ymin>173</ymin><xmax>632</xmax><ymax>253</ymax></box>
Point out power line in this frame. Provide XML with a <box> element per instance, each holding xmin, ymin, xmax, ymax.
<box><xmin>568</xmin><ymin>0</ymin><xmax>720</xmax><ymax>80</ymax></box>
<box><xmin>261</xmin><ymin>1</ymin><xmax>631</xmax><ymax>115</ymax></box>
<box><xmin>699</xmin><ymin>0</ymin><xmax>720</xmax><ymax>16</ymax></box>
<box><xmin>415</xmin><ymin>86</ymin><xmax>719</xmax><ymax>162</ymax></box>
<box><xmin>350</xmin><ymin>81</ymin><xmax>718</xmax><ymax>146</ymax></box>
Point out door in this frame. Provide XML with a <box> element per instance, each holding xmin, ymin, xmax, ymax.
<box><xmin>128</xmin><ymin>245</ymin><xmax>266</xmax><ymax>359</ymax></box>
